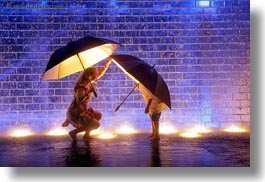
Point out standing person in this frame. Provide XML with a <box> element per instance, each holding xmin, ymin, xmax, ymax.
<box><xmin>62</xmin><ymin>59</ymin><xmax>112</xmax><ymax>141</ymax></box>
<box><xmin>134</xmin><ymin>83</ymin><xmax>167</xmax><ymax>140</ymax></box>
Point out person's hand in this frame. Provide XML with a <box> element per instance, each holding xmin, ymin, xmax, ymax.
<box><xmin>145</xmin><ymin>99</ymin><xmax>152</xmax><ymax>114</ymax></box>
<box><xmin>144</xmin><ymin>107</ymin><xmax>149</xmax><ymax>114</ymax></box>
<box><xmin>75</xmin><ymin>122</ymin><xmax>83</xmax><ymax>129</ymax></box>
<box><xmin>88</xmin><ymin>107</ymin><xmax>94</xmax><ymax>113</ymax></box>
<box><xmin>87</xmin><ymin>85</ymin><xmax>96</xmax><ymax>94</ymax></box>
<box><xmin>71</xmin><ymin>121</ymin><xmax>83</xmax><ymax>129</ymax></box>
<box><xmin>133</xmin><ymin>83</ymin><xmax>139</xmax><ymax>90</ymax></box>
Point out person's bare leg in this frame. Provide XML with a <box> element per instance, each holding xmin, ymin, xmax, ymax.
<box><xmin>149</xmin><ymin>113</ymin><xmax>161</xmax><ymax>140</ymax></box>
<box><xmin>83</xmin><ymin>130</ymin><xmax>95</xmax><ymax>140</ymax></box>
<box><xmin>69</xmin><ymin>128</ymin><xmax>84</xmax><ymax>141</ymax></box>
<box><xmin>148</xmin><ymin>120</ymin><xmax>155</xmax><ymax>138</ymax></box>
<box><xmin>152</xmin><ymin>120</ymin><xmax>160</xmax><ymax>140</ymax></box>
<box><xmin>83</xmin><ymin>120</ymin><xmax>100</xmax><ymax>140</ymax></box>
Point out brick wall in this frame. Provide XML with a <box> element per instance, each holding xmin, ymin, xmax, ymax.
<box><xmin>0</xmin><ymin>0</ymin><xmax>250</xmax><ymax>133</ymax></box>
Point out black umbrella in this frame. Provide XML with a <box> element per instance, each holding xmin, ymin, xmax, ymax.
<box><xmin>111</xmin><ymin>54</ymin><xmax>171</xmax><ymax>111</ymax></box>
<box><xmin>41</xmin><ymin>36</ymin><xmax>119</xmax><ymax>97</ymax></box>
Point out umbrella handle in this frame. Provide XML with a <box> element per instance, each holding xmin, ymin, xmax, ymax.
<box><xmin>89</xmin><ymin>81</ymin><xmax>97</xmax><ymax>98</ymax></box>
<box><xmin>114</xmin><ymin>105</ymin><xmax>121</xmax><ymax>112</ymax></box>
<box><xmin>92</xmin><ymin>88</ymin><xmax>97</xmax><ymax>98</ymax></box>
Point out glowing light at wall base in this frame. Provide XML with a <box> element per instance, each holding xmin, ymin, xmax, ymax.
<box><xmin>10</xmin><ymin>129</ymin><xmax>33</xmax><ymax>137</ymax></box>
<box><xmin>97</xmin><ymin>133</ymin><xmax>115</xmax><ymax>139</ymax></box>
<box><xmin>116</xmin><ymin>125</ymin><xmax>137</xmax><ymax>134</ymax></box>
<box><xmin>90</xmin><ymin>129</ymin><xmax>102</xmax><ymax>135</ymax></box>
<box><xmin>47</xmin><ymin>128</ymin><xmax>68</xmax><ymax>136</ymax></box>
<box><xmin>224</xmin><ymin>125</ymin><xmax>247</xmax><ymax>133</ymax></box>
<box><xmin>159</xmin><ymin>124</ymin><xmax>178</xmax><ymax>134</ymax></box>
<box><xmin>180</xmin><ymin>132</ymin><xmax>201</xmax><ymax>138</ymax></box>
<box><xmin>189</xmin><ymin>126</ymin><xmax>211</xmax><ymax>133</ymax></box>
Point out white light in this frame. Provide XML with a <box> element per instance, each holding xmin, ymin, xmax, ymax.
<box><xmin>159</xmin><ymin>124</ymin><xmax>177</xmax><ymax>134</ymax></box>
<box><xmin>117</xmin><ymin>125</ymin><xmax>137</xmax><ymax>134</ymax></box>
<box><xmin>180</xmin><ymin>132</ymin><xmax>201</xmax><ymax>138</ymax></box>
<box><xmin>189</xmin><ymin>126</ymin><xmax>211</xmax><ymax>133</ymax></box>
<box><xmin>224</xmin><ymin>125</ymin><xmax>247</xmax><ymax>133</ymax></box>
<box><xmin>97</xmin><ymin>133</ymin><xmax>115</xmax><ymax>139</ymax></box>
<box><xmin>47</xmin><ymin>128</ymin><xmax>68</xmax><ymax>136</ymax></box>
<box><xmin>10</xmin><ymin>129</ymin><xmax>33</xmax><ymax>137</ymax></box>
<box><xmin>198</xmin><ymin>0</ymin><xmax>210</xmax><ymax>7</ymax></box>
<box><xmin>90</xmin><ymin>129</ymin><xmax>101</xmax><ymax>135</ymax></box>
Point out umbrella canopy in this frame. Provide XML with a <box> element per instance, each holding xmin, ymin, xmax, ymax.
<box><xmin>42</xmin><ymin>36</ymin><xmax>119</xmax><ymax>80</ymax></box>
<box><xmin>111</xmin><ymin>54</ymin><xmax>171</xmax><ymax>109</ymax></box>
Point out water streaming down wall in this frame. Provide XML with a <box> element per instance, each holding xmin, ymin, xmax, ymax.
<box><xmin>0</xmin><ymin>0</ymin><xmax>250</xmax><ymax>134</ymax></box>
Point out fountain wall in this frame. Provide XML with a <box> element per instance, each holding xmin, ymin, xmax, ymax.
<box><xmin>0</xmin><ymin>0</ymin><xmax>250</xmax><ymax>133</ymax></box>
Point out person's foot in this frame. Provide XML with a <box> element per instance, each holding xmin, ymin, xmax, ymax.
<box><xmin>147</xmin><ymin>134</ymin><xmax>154</xmax><ymax>139</ymax></box>
<box><xmin>83</xmin><ymin>130</ymin><xmax>94</xmax><ymax>140</ymax></box>
<box><xmin>83</xmin><ymin>134</ymin><xmax>94</xmax><ymax>141</ymax></box>
<box><xmin>69</xmin><ymin>131</ymin><xmax>77</xmax><ymax>141</ymax></box>
<box><xmin>149</xmin><ymin>135</ymin><xmax>160</xmax><ymax>140</ymax></box>
<box><xmin>83</xmin><ymin>136</ymin><xmax>94</xmax><ymax>141</ymax></box>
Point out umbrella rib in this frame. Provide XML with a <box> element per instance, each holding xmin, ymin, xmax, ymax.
<box><xmin>58</xmin><ymin>62</ymin><xmax>60</xmax><ymax>79</ymax></box>
<box><xmin>100</xmin><ymin>43</ymin><xmax>118</xmax><ymax>57</ymax></box>
<box><xmin>77</xmin><ymin>53</ymin><xmax>86</xmax><ymax>71</ymax></box>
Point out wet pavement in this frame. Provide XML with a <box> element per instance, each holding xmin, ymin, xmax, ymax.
<box><xmin>0</xmin><ymin>133</ymin><xmax>249</xmax><ymax>167</ymax></box>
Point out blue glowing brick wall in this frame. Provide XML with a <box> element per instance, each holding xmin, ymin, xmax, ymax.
<box><xmin>0</xmin><ymin>0</ymin><xmax>250</xmax><ymax>133</ymax></box>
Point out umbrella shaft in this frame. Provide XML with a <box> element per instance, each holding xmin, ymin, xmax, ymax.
<box><xmin>77</xmin><ymin>53</ymin><xmax>98</xmax><ymax>98</ymax></box>
<box><xmin>115</xmin><ymin>87</ymin><xmax>135</xmax><ymax>112</ymax></box>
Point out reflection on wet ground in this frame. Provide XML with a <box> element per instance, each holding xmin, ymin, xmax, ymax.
<box><xmin>0</xmin><ymin>133</ymin><xmax>249</xmax><ymax>167</ymax></box>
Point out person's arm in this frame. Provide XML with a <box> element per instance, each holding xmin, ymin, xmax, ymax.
<box><xmin>145</xmin><ymin>98</ymin><xmax>153</xmax><ymax>114</ymax></box>
<box><xmin>97</xmin><ymin>59</ymin><xmax>112</xmax><ymax>79</ymax></box>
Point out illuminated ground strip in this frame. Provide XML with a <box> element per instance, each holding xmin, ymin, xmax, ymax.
<box><xmin>10</xmin><ymin>129</ymin><xmax>33</xmax><ymax>137</ymax></box>
<box><xmin>7</xmin><ymin>125</ymin><xmax>248</xmax><ymax>138</ymax></box>
<box><xmin>47</xmin><ymin>128</ymin><xmax>69</xmax><ymax>136</ymax></box>
<box><xmin>224</xmin><ymin>125</ymin><xmax>247</xmax><ymax>133</ymax></box>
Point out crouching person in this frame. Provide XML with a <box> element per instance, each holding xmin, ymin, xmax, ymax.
<box><xmin>62</xmin><ymin>59</ymin><xmax>112</xmax><ymax>141</ymax></box>
<box><xmin>63</xmin><ymin>104</ymin><xmax>102</xmax><ymax>141</ymax></box>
